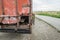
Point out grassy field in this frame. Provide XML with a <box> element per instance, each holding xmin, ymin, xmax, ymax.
<box><xmin>34</xmin><ymin>11</ymin><xmax>60</xmax><ymax>18</ymax></box>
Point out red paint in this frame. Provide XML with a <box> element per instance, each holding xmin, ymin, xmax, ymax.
<box><xmin>0</xmin><ymin>0</ymin><xmax>30</xmax><ymax>24</ymax></box>
<box><xmin>17</xmin><ymin>0</ymin><xmax>30</xmax><ymax>15</ymax></box>
<box><xmin>0</xmin><ymin>0</ymin><xmax>2</xmax><ymax>15</ymax></box>
<box><xmin>3</xmin><ymin>0</ymin><xmax>17</xmax><ymax>16</ymax></box>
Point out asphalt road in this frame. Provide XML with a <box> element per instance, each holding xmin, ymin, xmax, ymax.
<box><xmin>0</xmin><ymin>18</ymin><xmax>60</xmax><ymax>40</ymax></box>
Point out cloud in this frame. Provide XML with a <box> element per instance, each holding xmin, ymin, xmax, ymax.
<box><xmin>32</xmin><ymin>0</ymin><xmax>60</xmax><ymax>11</ymax></box>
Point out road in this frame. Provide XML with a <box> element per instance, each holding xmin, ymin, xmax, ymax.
<box><xmin>0</xmin><ymin>18</ymin><xmax>60</xmax><ymax>40</ymax></box>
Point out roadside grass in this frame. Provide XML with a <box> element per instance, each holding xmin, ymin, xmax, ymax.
<box><xmin>35</xmin><ymin>11</ymin><xmax>60</xmax><ymax>18</ymax></box>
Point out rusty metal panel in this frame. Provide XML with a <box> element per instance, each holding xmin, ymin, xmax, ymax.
<box><xmin>3</xmin><ymin>0</ymin><xmax>17</xmax><ymax>16</ymax></box>
<box><xmin>2</xmin><ymin>0</ymin><xmax>31</xmax><ymax>16</ymax></box>
<box><xmin>17</xmin><ymin>0</ymin><xmax>30</xmax><ymax>15</ymax></box>
<box><xmin>17</xmin><ymin>0</ymin><xmax>23</xmax><ymax>15</ymax></box>
<box><xmin>0</xmin><ymin>0</ymin><xmax>2</xmax><ymax>15</ymax></box>
<box><xmin>2</xmin><ymin>0</ymin><xmax>17</xmax><ymax>24</ymax></box>
<box><xmin>1</xmin><ymin>0</ymin><xmax>31</xmax><ymax>24</ymax></box>
<box><xmin>0</xmin><ymin>0</ymin><xmax>3</xmax><ymax>22</ymax></box>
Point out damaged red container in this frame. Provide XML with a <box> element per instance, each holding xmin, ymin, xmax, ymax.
<box><xmin>0</xmin><ymin>0</ymin><xmax>30</xmax><ymax>24</ymax></box>
<box><xmin>0</xmin><ymin>0</ymin><xmax>34</xmax><ymax>34</ymax></box>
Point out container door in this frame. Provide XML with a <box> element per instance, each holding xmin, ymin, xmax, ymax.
<box><xmin>3</xmin><ymin>0</ymin><xmax>17</xmax><ymax>16</ymax></box>
<box><xmin>17</xmin><ymin>0</ymin><xmax>30</xmax><ymax>15</ymax></box>
<box><xmin>2</xmin><ymin>0</ymin><xmax>18</xmax><ymax>24</ymax></box>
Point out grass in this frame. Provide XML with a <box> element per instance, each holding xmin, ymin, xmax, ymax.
<box><xmin>35</xmin><ymin>11</ymin><xmax>60</xmax><ymax>18</ymax></box>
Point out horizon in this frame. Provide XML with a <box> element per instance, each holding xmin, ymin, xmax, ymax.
<box><xmin>32</xmin><ymin>0</ymin><xmax>60</xmax><ymax>11</ymax></box>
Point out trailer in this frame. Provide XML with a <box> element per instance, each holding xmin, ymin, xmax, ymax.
<box><xmin>0</xmin><ymin>0</ymin><xmax>35</xmax><ymax>34</ymax></box>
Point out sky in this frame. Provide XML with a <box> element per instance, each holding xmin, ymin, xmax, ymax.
<box><xmin>32</xmin><ymin>0</ymin><xmax>60</xmax><ymax>11</ymax></box>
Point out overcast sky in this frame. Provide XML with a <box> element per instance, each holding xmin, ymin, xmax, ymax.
<box><xmin>32</xmin><ymin>0</ymin><xmax>60</xmax><ymax>11</ymax></box>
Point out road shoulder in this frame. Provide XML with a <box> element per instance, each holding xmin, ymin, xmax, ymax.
<box><xmin>36</xmin><ymin>15</ymin><xmax>60</xmax><ymax>32</ymax></box>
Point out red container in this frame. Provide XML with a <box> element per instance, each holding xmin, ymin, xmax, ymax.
<box><xmin>1</xmin><ymin>0</ymin><xmax>30</xmax><ymax>24</ymax></box>
<box><xmin>2</xmin><ymin>0</ymin><xmax>30</xmax><ymax>16</ymax></box>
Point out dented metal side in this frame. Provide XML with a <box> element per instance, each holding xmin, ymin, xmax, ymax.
<box><xmin>0</xmin><ymin>0</ymin><xmax>31</xmax><ymax>16</ymax></box>
<box><xmin>3</xmin><ymin>0</ymin><xmax>17</xmax><ymax>16</ymax></box>
<box><xmin>0</xmin><ymin>0</ymin><xmax>31</xmax><ymax>24</ymax></box>
<box><xmin>2</xmin><ymin>0</ymin><xmax>17</xmax><ymax>24</ymax></box>
<box><xmin>0</xmin><ymin>0</ymin><xmax>3</xmax><ymax>22</ymax></box>
<box><xmin>0</xmin><ymin>0</ymin><xmax>2</xmax><ymax>15</ymax></box>
<box><xmin>17</xmin><ymin>0</ymin><xmax>30</xmax><ymax>15</ymax></box>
